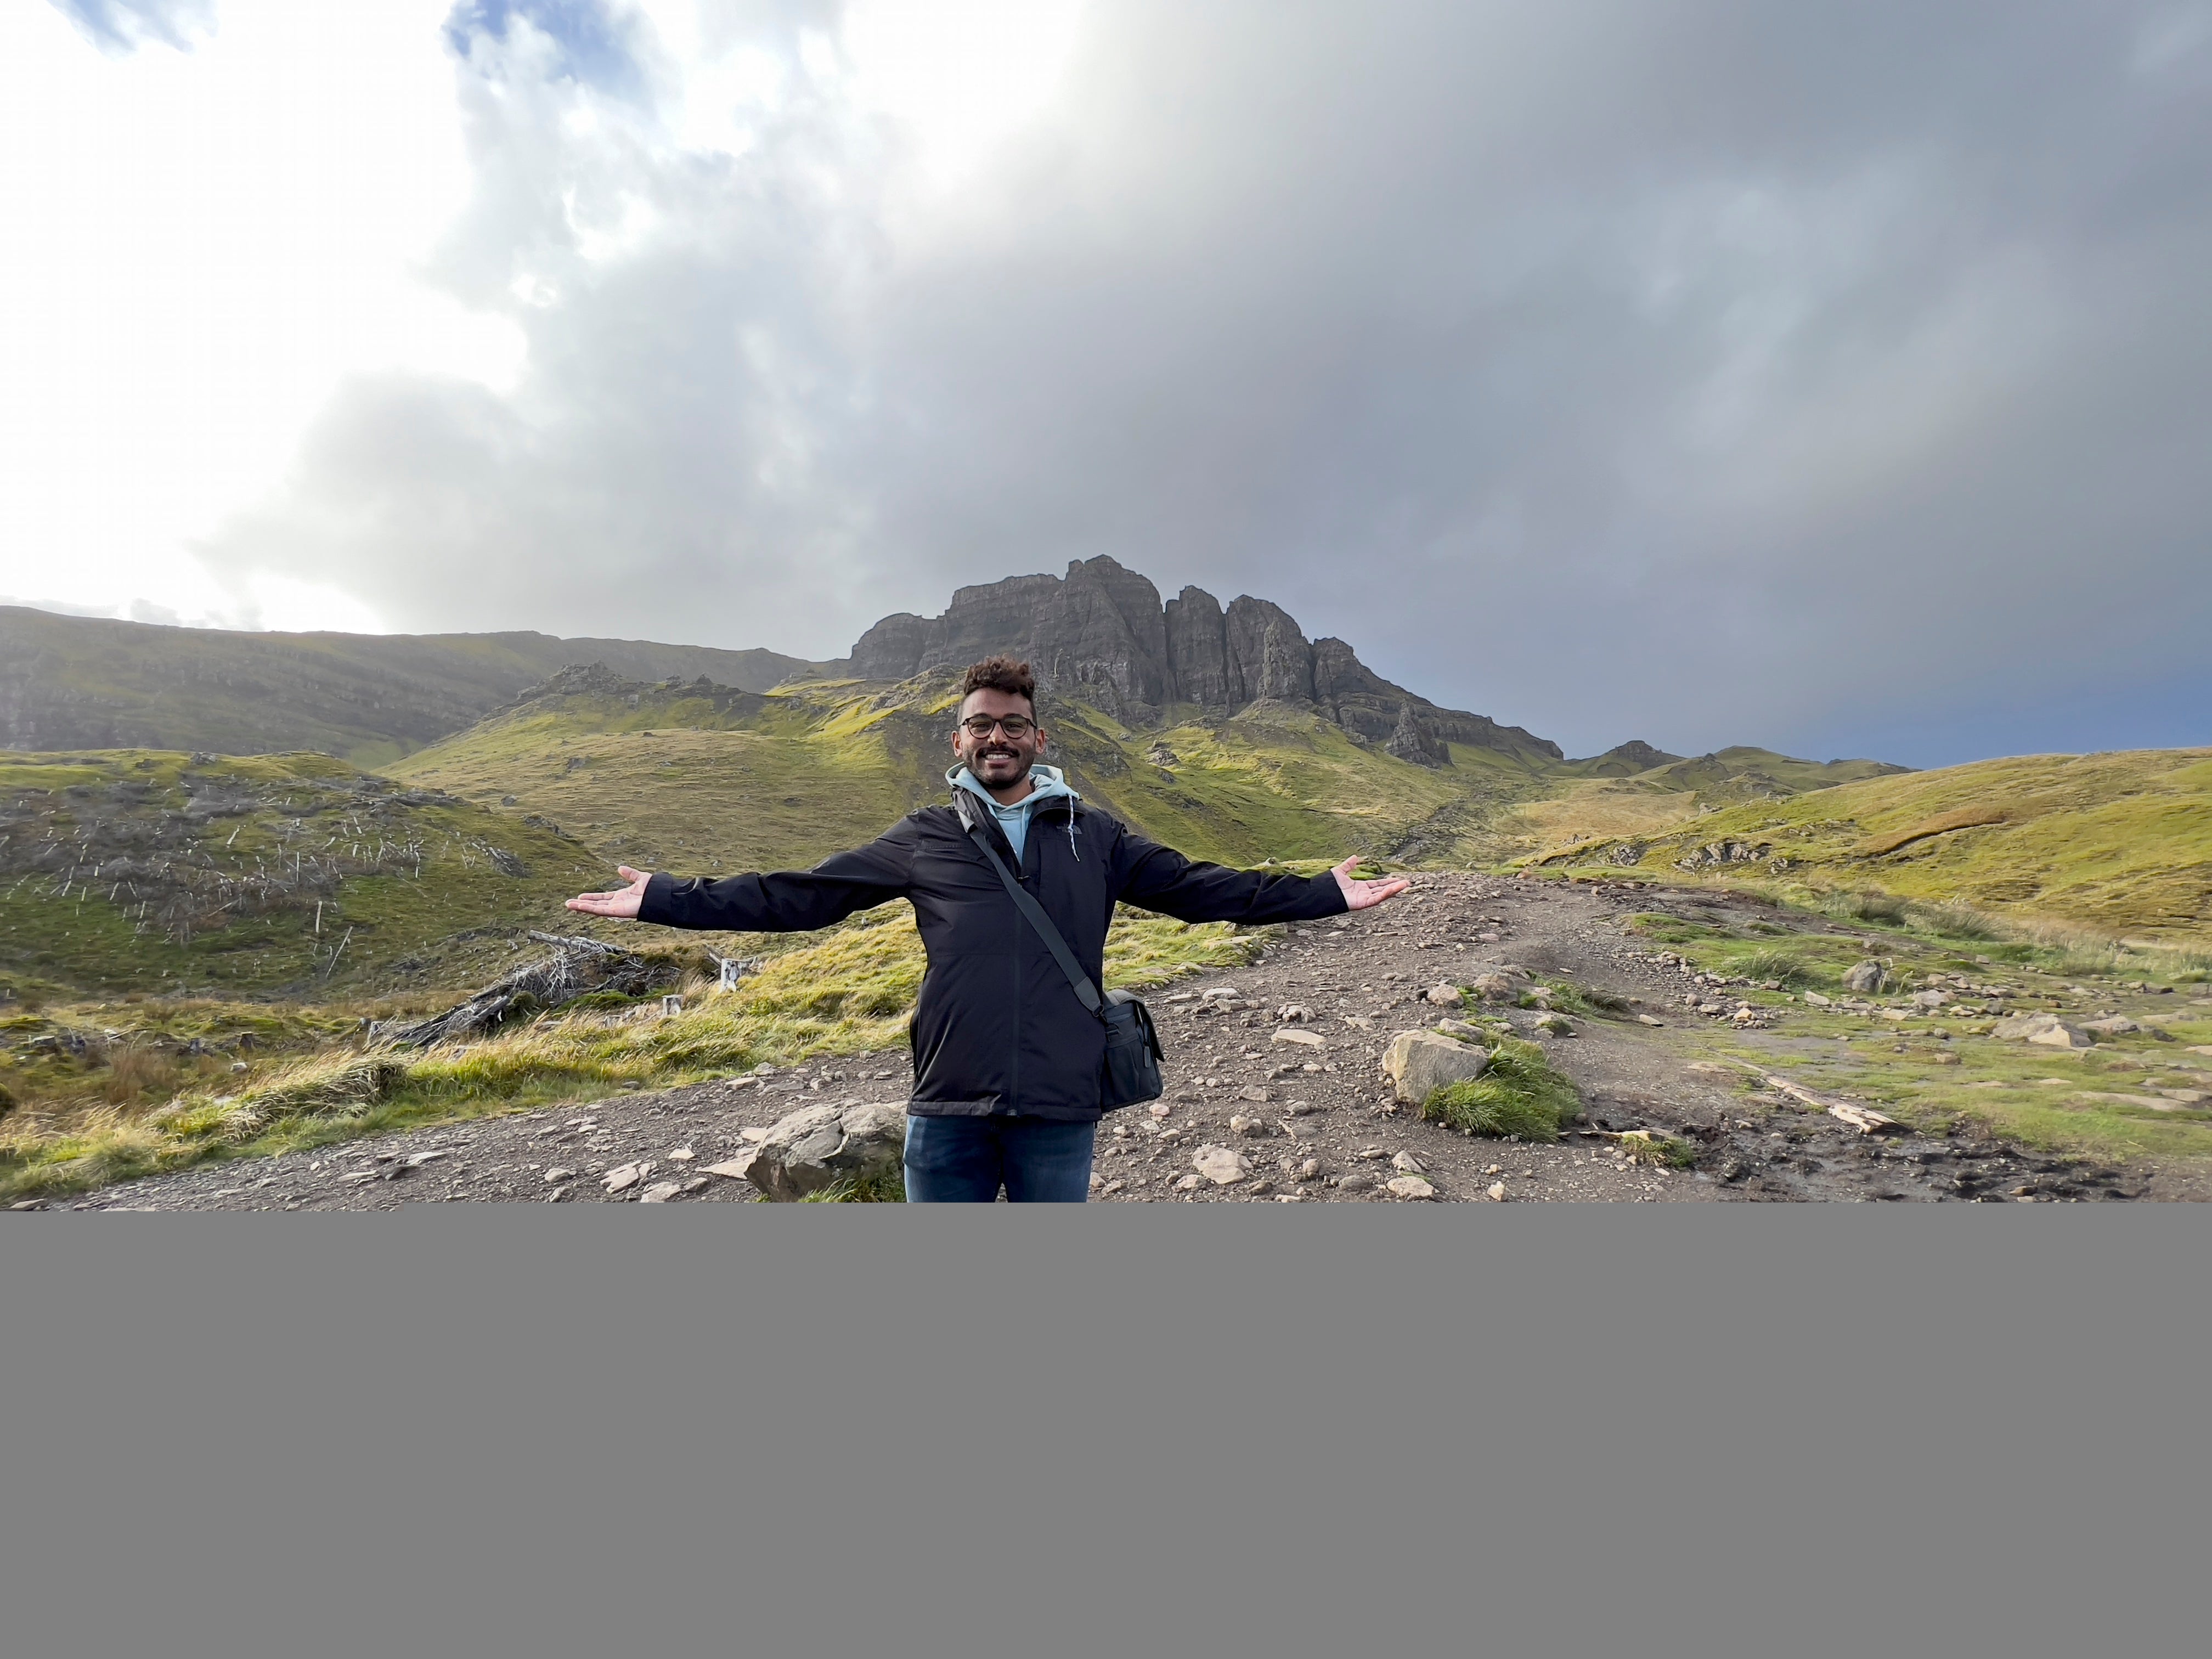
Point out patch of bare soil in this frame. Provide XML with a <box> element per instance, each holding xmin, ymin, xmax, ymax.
<box><xmin>51</xmin><ymin>875</ymin><xmax>2166</xmax><ymax>1209</ymax></box>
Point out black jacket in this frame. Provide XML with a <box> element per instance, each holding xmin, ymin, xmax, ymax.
<box><xmin>639</xmin><ymin>791</ymin><xmax>1348</xmax><ymax>1120</ymax></box>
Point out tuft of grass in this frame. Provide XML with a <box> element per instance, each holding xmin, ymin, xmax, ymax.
<box><xmin>1907</xmin><ymin>901</ymin><xmax>2005</xmax><ymax>941</ymax></box>
<box><xmin>797</xmin><ymin>1171</ymin><xmax>906</xmax><ymax>1203</ymax></box>
<box><xmin>1617</xmin><ymin>1129</ymin><xmax>1698</xmax><ymax>1169</ymax></box>
<box><xmin>1826</xmin><ymin>890</ymin><xmax>1910</xmax><ymax>926</ymax></box>
<box><xmin>1420</xmin><ymin>1038</ymin><xmax>1581</xmax><ymax>1141</ymax></box>
<box><xmin>1724</xmin><ymin>947</ymin><xmax>1817</xmax><ymax>988</ymax></box>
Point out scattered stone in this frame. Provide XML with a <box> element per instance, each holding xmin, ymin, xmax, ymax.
<box><xmin>1380</xmin><ymin>1030</ymin><xmax>1491</xmax><ymax>1105</ymax></box>
<box><xmin>1193</xmin><ymin>1145</ymin><xmax>1250</xmax><ymax>1185</ymax></box>
<box><xmin>1227</xmin><ymin>1115</ymin><xmax>1269</xmax><ymax>1138</ymax></box>
<box><xmin>1469</xmin><ymin>973</ymin><xmax>1516</xmax><ymax>1002</ymax></box>
<box><xmin>2083</xmin><ymin>1016</ymin><xmax>2140</xmax><ymax>1036</ymax></box>
<box><xmin>1148</xmin><ymin>1101</ymin><xmax>1172</xmax><ymax>1118</ymax></box>
<box><xmin>638</xmin><ymin>1181</ymin><xmax>686</xmax><ymax>1203</ymax></box>
<box><xmin>1534</xmin><ymin>1012</ymin><xmax>1576</xmax><ymax>1036</ymax></box>
<box><xmin>667</xmin><ymin>1147</ymin><xmax>695</xmax><ymax>1161</ymax></box>
<box><xmin>1843</xmin><ymin>961</ymin><xmax>1889</xmax><ymax>993</ymax></box>
<box><xmin>1175</xmin><ymin>1173</ymin><xmax>1204</xmax><ymax>1192</ymax></box>
<box><xmin>1425</xmin><ymin>984</ymin><xmax>1465</xmax><ymax>1007</ymax></box>
<box><xmin>1386</xmin><ymin>1175</ymin><xmax>1437</xmax><ymax>1200</ymax></box>
<box><xmin>1391</xmin><ymin>1150</ymin><xmax>1426</xmax><ymax>1173</ymax></box>
<box><xmin>1297</xmin><ymin>1159</ymin><xmax>1323</xmax><ymax>1182</ymax></box>
<box><xmin>1336</xmin><ymin>1172</ymin><xmax>1376</xmax><ymax>1192</ymax></box>
<box><xmin>1271</xmin><ymin>1027</ymin><xmax>1327</xmax><ymax>1048</ymax></box>
<box><xmin>542</xmin><ymin>1167</ymin><xmax>574</xmax><ymax>1183</ymax></box>
<box><xmin>603</xmin><ymin>1163</ymin><xmax>648</xmax><ymax>1194</ymax></box>
<box><xmin>1802</xmin><ymin>991</ymin><xmax>1834</xmax><ymax>1007</ymax></box>
<box><xmin>1486</xmin><ymin>1182</ymin><xmax>1508</xmax><ymax>1201</ymax></box>
<box><xmin>735</xmin><ymin>1099</ymin><xmax>906</xmax><ymax>1201</ymax></box>
<box><xmin>1993</xmin><ymin>1012</ymin><xmax>2092</xmax><ymax>1050</ymax></box>
<box><xmin>1237</xmin><ymin>1085</ymin><xmax>1273</xmax><ymax>1103</ymax></box>
<box><xmin>1910</xmin><ymin>989</ymin><xmax>1948</xmax><ymax>1008</ymax></box>
<box><xmin>1274</xmin><ymin>1004</ymin><xmax>1314</xmax><ymax>1023</ymax></box>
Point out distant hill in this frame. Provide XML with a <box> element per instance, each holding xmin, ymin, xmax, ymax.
<box><xmin>388</xmin><ymin>663</ymin><xmax>1547</xmax><ymax>876</ymax></box>
<box><xmin>0</xmin><ymin>605</ymin><xmax>818</xmax><ymax>764</ymax></box>
<box><xmin>0</xmin><ymin>748</ymin><xmax>613</xmax><ymax>997</ymax></box>
<box><xmin>1531</xmin><ymin>748</ymin><xmax>2212</xmax><ymax>946</ymax></box>
<box><xmin>391</xmin><ymin>658</ymin><xmax>1906</xmax><ymax>885</ymax></box>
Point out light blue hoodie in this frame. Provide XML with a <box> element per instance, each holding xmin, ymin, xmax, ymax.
<box><xmin>949</xmin><ymin>763</ymin><xmax>1081</xmax><ymax>865</ymax></box>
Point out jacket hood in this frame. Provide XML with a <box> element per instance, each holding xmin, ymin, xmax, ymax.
<box><xmin>947</xmin><ymin>763</ymin><xmax>1081</xmax><ymax>810</ymax></box>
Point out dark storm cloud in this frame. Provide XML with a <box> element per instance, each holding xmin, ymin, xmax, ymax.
<box><xmin>203</xmin><ymin>0</ymin><xmax>2212</xmax><ymax>763</ymax></box>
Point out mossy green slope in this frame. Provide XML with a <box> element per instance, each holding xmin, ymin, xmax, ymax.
<box><xmin>1544</xmin><ymin>748</ymin><xmax>2212</xmax><ymax>945</ymax></box>
<box><xmin>0</xmin><ymin>750</ymin><xmax>613</xmax><ymax>997</ymax></box>
<box><xmin>392</xmin><ymin>673</ymin><xmax>1556</xmax><ymax>876</ymax></box>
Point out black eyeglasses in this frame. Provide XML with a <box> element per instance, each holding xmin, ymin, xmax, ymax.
<box><xmin>958</xmin><ymin>714</ymin><xmax>1036</xmax><ymax>738</ymax></box>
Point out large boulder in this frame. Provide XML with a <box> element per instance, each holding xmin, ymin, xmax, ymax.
<box><xmin>738</xmin><ymin>1099</ymin><xmax>906</xmax><ymax>1200</ymax></box>
<box><xmin>1991</xmin><ymin>1013</ymin><xmax>2092</xmax><ymax>1051</ymax></box>
<box><xmin>1381</xmin><ymin>1031</ymin><xmax>1491</xmax><ymax>1107</ymax></box>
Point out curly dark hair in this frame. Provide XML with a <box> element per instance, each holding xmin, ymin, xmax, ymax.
<box><xmin>958</xmin><ymin>655</ymin><xmax>1037</xmax><ymax>715</ymax></box>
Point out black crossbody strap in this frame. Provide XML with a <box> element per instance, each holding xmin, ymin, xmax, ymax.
<box><xmin>957</xmin><ymin>804</ymin><xmax>1104</xmax><ymax>1016</ymax></box>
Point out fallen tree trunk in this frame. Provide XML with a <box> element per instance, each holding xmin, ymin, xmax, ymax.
<box><xmin>371</xmin><ymin>939</ymin><xmax>679</xmax><ymax>1048</ymax></box>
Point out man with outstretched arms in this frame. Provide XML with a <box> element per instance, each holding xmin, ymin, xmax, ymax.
<box><xmin>566</xmin><ymin>656</ymin><xmax>1409</xmax><ymax>1202</ymax></box>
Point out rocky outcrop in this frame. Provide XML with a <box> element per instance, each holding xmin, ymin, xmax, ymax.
<box><xmin>843</xmin><ymin>556</ymin><xmax>1561</xmax><ymax>762</ymax></box>
<box><xmin>735</xmin><ymin>1099</ymin><xmax>907</xmax><ymax>1200</ymax></box>
<box><xmin>1381</xmin><ymin>1030</ymin><xmax>1492</xmax><ymax>1107</ymax></box>
<box><xmin>1570</xmin><ymin>740</ymin><xmax>1685</xmax><ymax>776</ymax></box>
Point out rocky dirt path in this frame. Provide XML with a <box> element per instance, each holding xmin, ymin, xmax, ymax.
<box><xmin>45</xmin><ymin>874</ymin><xmax>2160</xmax><ymax>1209</ymax></box>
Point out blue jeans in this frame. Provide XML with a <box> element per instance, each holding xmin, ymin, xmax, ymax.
<box><xmin>902</xmin><ymin>1115</ymin><xmax>1097</xmax><ymax>1204</ymax></box>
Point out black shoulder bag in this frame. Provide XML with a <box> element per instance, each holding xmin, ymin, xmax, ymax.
<box><xmin>959</xmin><ymin>809</ymin><xmax>1164</xmax><ymax>1110</ymax></box>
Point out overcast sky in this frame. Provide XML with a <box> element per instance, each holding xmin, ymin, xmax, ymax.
<box><xmin>4</xmin><ymin>1</ymin><xmax>2209</xmax><ymax>765</ymax></box>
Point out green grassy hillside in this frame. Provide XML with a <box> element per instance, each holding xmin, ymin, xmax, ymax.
<box><xmin>390</xmin><ymin>668</ymin><xmax>1565</xmax><ymax>876</ymax></box>
<box><xmin>1</xmin><ymin>605</ymin><xmax>817</xmax><ymax>764</ymax></box>
<box><xmin>0</xmin><ymin>749</ymin><xmax>616</xmax><ymax>998</ymax></box>
<box><xmin>1534</xmin><ymin>748</ymin><xmax>2212</xmax><ymax>946</ymax></box>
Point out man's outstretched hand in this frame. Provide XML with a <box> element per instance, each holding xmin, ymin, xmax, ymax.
<box><xmin>1332</xmin><ymin>856</ymin><xmax>1411</xmax><ymax>911</ymax></box>
<box><xmin>566</xmin><ymin>866</ymin><xmax>653</xmax><ymax>919</ymax></box>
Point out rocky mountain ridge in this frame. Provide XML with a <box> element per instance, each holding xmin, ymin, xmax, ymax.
<box><xmin>836</xmin><ymin>555</ymin><xmax>1559</xmax><ymax>767</ymax></box>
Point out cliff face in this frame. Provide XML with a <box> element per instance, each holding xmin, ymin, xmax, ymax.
<box><xmin>845</xmin><ymin>556</ymin><xmax>1560</xmax><ymax>764</ymax></box>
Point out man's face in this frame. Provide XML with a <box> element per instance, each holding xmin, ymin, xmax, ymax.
<box><xmin>952</xmin><ymin>687</ymin><xmax>1045</xmax><ymax>789</ymax></box>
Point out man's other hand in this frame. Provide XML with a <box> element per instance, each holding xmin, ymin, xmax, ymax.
<box><xmin>1331</xmin><ymin>856</ymin><xmax>1410</xmax><ymax>911</ymax></box>
<box><xmin>566</xmin><ymin>866</ymin><xmax>652</xmax><ymax>919</ymax></box>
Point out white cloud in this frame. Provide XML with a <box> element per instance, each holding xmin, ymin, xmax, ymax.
<box><xmin>0</xmin><ymin>0</ymin><xmax>516</xmax><ymax>628</ymax></box>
